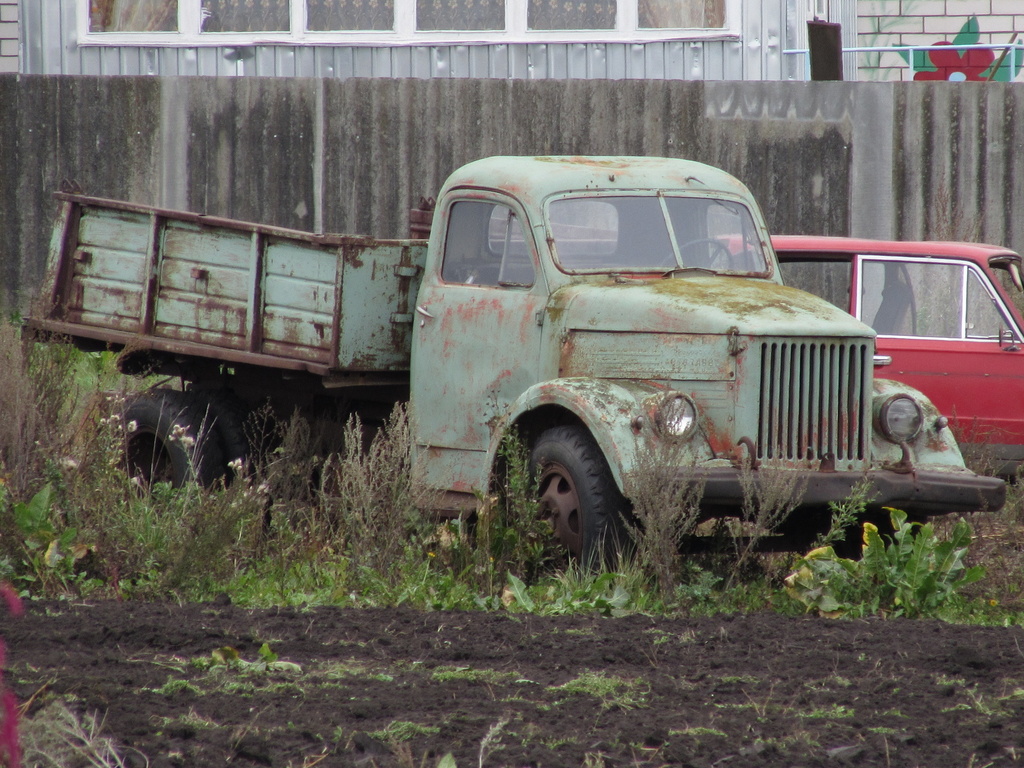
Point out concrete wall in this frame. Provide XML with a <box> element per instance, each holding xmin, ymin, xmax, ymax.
<box><xmin>2</xmin><ymin>75</ymin><xmax>1023</xmax><ymax>314</ymax></box>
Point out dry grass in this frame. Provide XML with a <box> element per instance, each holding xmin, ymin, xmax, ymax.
<box><xmin>18</xmin><ymin>702</ymin><xmax>136</xmax><ymax>768</ymax></box>
<box><xmin>624</xmin><ymin>444</ymin><xmax>707</xmax><ymax>600</ymax></box>
<box><xmin>0</xmin><ymin>326</ymin><xmax>79</xmax><ymax>500</ymax></box>
<box><xmin>316</xmin><ymin>407</ymin><xmax>430</xmax><ymax>578</ymax></box>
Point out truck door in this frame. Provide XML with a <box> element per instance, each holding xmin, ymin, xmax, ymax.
<box><xmin>859</xmin><ymin>255</ymin><xmax>1024</xmax><ymax>461</ymax></box>
<box><xmin>411</xmin><ymin>196</ymin><xmax>547</xmax><ymax>494</ymax></box>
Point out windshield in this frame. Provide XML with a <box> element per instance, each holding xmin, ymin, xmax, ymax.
<box><xmin>547</xmin><ymin>195</ymin><xmax>769</xmax><ymax>275</ymax></box>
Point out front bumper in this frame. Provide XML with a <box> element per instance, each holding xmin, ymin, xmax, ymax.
<box><xmin>689</xmin><ymin>467</ymin><xmax>1005</xmax><ymax>517</ymax></box>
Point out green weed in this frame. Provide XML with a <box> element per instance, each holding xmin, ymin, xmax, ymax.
<box><xmin>371</xmin><ymin>721</ymin><xmax>441</xmax><ymax>742</ymax></box>
<box><xmin>430</xmin><ymin>667</ymin><xmax>517</xmax><ymax>685</ymax></box>
<box><xmin>505</xmin><ymin>569</ymin><xmax>634</xmax><ymax>616</ymax></box>
<box><xmin>209</xmin><ymin>644</ymin><xmax>303</xmax><ymax>675</ymax></box>
<box><xmin>550</xmin><ymin>672</ymin><xmax>649</xmax><ymax>711</ymax></box>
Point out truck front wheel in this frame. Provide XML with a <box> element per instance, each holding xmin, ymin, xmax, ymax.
<box><xmin>122</xmin><ymin>390</ymin><xmax>226</xmax><ymax>488</ymax></box>
<box><xmin>531</xmin><ymin>425</ymin><xmax>631</xmax><ymax>567</ymax></box>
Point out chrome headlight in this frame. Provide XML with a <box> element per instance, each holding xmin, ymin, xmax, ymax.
<box><xmin>877</xmin><ymin>395</ymin><xmax>923</xmax><ymax>443</ymax></box>
<box><xmin>655</xmin><ymin>394</ymin><xmax>697</xmax><ymax>439</ymax></box>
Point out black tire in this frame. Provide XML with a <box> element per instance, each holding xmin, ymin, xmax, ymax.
<box><xmin>122</xmin><ymin>390</ymin><xmax>226</xmax><ymax>488</ymax></box>
<box><xmin>530</xmin><ymin>425</ymin><xmax>631</xmax><ymax>568</ymax></box>
<box><xmin>203</xmin><ymin>391</ymin><xmax>251</xmax><ymax>477</ymax></box>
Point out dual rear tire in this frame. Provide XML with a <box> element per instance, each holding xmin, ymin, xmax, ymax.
<box><xmin>122</xmin><ymin>390</ymin><xmax>248</xmax><ymax>488</ymax></box>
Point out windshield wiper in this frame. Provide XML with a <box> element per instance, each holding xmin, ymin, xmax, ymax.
<box><xmin>662</xmin><ymin>267</ymin><xmax>716</xmax><ymax>278</ymax></box>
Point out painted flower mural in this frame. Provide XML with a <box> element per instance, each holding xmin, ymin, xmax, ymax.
<box><xmin>914</xmin><ymin>41</ymin><xmax>994</xmax><ymax>81</ymax></box>
<box><xmin>901</xmin><ymin>17</ymin><xmax>1021</xmax><ymax>82</ymax></box>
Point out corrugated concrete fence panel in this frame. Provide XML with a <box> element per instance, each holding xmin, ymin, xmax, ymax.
<box><xmin>0</xmin><ymin>76</ymin><xmax>167</xmax><ymax>313</ymax></box>
<box><xmin>703</xmin><ymin>81</ymin><xmax>854</xmax><ymax>235</ymax></box>
<box><xmin>2</xmin><ymin>76</ymin><xmax>1023</xmax><ymax>315</ymax></box>
<box><xmin>181</xmin><ymin>77</ymin><xmax>318</xmax><ymax>231</ymax></box>
<box><xmin>893</xmin><ymin>83</ymin><xmax>1024</xmax><ymax>249</ymax></box>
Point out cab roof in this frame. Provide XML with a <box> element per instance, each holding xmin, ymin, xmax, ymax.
<box><xmin>440</xmin><ymin>156</ymin><xmax>755</xmax><ymax>204</ymax></box>
<box><xmin>772</xmin><ymin>234</ymin><xmax>1020</xmax><ymax>265</ymax></box>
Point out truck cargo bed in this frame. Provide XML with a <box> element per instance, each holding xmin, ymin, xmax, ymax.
<box><xmin>28</xmin><ymin>194</ymin><xmax>427</xmax><ymax>377</ymax></box>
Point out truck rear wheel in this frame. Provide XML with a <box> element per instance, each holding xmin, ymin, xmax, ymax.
<box><xmin>123</xmin><ymin>390</ymin><xmax>226</xmax><ymax>488</ymax></box>
<box><xmin>531</xmin><ymin>425</ymin><xmax>631</xmax><ymax>568</ymax></box>
<box><xmin>203</xmin><ymin>392</ymin><xmax>251</xmax><ymax>477</ymax></box>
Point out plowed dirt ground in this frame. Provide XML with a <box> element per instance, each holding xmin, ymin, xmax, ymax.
<box><xmin>5</xmin><ymin>600</ymin><xmax>1024</xmax><ymax>767</ymax></box>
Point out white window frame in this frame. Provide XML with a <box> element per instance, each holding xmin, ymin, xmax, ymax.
<box><xmin>854</xmin><ymin>255</ymin><xmax>1023</xmax><ymax>342</ymax></box>
<box><xmin>77</xmin><ymin>0</ymin><xmax>741</xmax><ymax>47</ymax></box>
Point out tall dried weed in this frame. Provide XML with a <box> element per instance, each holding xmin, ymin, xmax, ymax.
<box><xmin>733</xmin><ymin>459</ymin><xmax>807</xmax><ymax>583</ymax></box>
<box><xmin>624</xmin><ymin>444</ymin><xmax>706</xmax><ymax>600</ymax></box>
<box><xmin>317</xmin><ymin>406</ymin><xmax>430</xmax><ymax>579</ymax></box>
<box><xmin>0</xmin><ymin>326</ymin><xmax>78</xmax><ymax>500</ymax></box>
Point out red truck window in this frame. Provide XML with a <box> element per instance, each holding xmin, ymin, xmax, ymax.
<box><xmin>860</xmin><ymin>258</ymin><xmax>1010</xmax><ymax>339</ymax></box>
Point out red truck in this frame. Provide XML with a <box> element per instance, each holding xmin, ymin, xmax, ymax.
<box><xmin>775</xmin><ymin>235</ymin><xmax>1024</xmax><ymax>475</ymax></box>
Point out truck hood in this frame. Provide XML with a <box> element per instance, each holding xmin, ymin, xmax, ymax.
<box><xmin>547</xmin><ymin>275</ymin><xmax>872</xmax><ymax>338</ymax></box>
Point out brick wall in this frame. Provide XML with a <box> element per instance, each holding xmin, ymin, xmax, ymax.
<box><xmin>0</xmin><ymin>0</ymin><xmax>17</xmax><ymax>74</ymax></box>
<box><xmin>857</xmin><ymin>0</ymin><xmax>1024</xmax><ymax>81</ymax></box>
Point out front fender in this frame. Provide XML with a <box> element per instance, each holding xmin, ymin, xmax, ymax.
<box><xmin>487</xmin><ymin>377</ymin><xmax>716</xmax><ymax>493</ymax></box>
<box><xmin>871</xmin><ymin>378</ymin><xmax>966</xmax><ymax>469</ymax></box>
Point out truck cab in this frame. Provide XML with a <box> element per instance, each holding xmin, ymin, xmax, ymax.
<box><xmin>411</xmin><ymin>157</ymin><xmax>1004</xmax><ymax>562</ymax></box>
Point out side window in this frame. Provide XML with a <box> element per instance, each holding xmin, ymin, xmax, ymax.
<box><xmin>778</xmin><ymin>258</ymin><xmax>852</xmax><ymax>311</ymax></box>
<box><xmin>490</xmin><ymin>208</ymin><xmax>535</xmax><ymax>286</ymax></box>
<box><xmin>966</xmin><ymin>269</ymin><xmax>1011</xmax><ymax>339</ymax></box>
<box><xmin>441</xmin><ymin>201</ymin><xmax>534</xmax><ymax>287</ymax></box>
<box><xmin>861</xmin><ymin>260</ymin><xmax>964</xmax><ymax>338</ymax></box>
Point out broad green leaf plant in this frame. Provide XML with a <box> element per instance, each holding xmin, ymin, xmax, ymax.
<box><xmin>785</xmin><ymin>509</ymin><xmax>984</xmax><ymax>619</ymax></box>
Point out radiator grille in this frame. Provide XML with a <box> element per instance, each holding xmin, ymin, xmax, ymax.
<box><xmin>757</xmin><ymin>341</ymin><xmax>871</xmax><ymax>463</ymax></box>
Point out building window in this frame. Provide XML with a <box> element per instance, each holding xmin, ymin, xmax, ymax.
<box><xmin>528</xmin><ymin>0</ymin><xmax>616</xmax><ymax>31</ymax></box>
<box><xmin>90</xmin><ymin>0</ymin><xmax>178</xmax><ymax>32</ymax></box>
<box><xmin>201</xmin><ymin>0</ymin><xmax>291</xmax><ymax>32</ymax></box>
<box><xmin>639</xmin><ymin>0</ymin><xmax>723</xmax><ymax>29</ymax></box>
<box><xmin>307</xmin><ymin>0</ymin><xmax>394</xmax><ymax>31</ymax></box>
<box><xmin>417</xmin><ymin>0</ymin><xmax>506</xmax><ymax>31</ymax></box>
<box><xmin>82</xmin><ymin>0</ymin><xmax>731</xmax><ymax>42</ymax></box>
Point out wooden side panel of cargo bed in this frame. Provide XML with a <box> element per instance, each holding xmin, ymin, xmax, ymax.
<box><xmin>62</xmin><ymin>207</ymin><xmax>151</xmax><ymax>332</ymax></box>
<box><xmin>40</xmin><ymin>193</ymin><xmax>426</xmax><ymax>374</ymax></box>
<box><xmin>261</xmin><ymin>238</ymin><xmax>338</xmax><ymax>363</ymax></box>
<box><xmin>154</xmin><ymin>223</ymin><xmax>339</xmax><ymax>363</ymax></box>
<box><xmin>155</xmin><ymin>220</ymin><xmax>253</xmax><ymax>350</ymax></box>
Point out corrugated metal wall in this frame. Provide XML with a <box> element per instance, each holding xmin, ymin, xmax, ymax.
<box><xmin>18</xmin><ymin>0</ymin><xmax>834</xmax><ymax>82</ymax></box>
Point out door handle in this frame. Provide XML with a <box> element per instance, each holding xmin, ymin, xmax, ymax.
<box><xmin>873</xmin><ymin>355</ymin><xmax>892</xmax><ymax>367</ymax></box>
<box><xmin>416</xmin><ymin>305</ymin><xmax>435</xmax><ymax>326</ymax></box>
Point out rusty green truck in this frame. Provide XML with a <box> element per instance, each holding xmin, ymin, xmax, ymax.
<box><xmin>26</xmin><ymin>156</ymin><xmax>1005</xmax><ymax>563</ymax></box>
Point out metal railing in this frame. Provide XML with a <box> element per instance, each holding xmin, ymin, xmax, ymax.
<box><xmin>783</xmin><ymin>42</ymin><xmax>1024</xmax><ymax>80</ymax></box>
